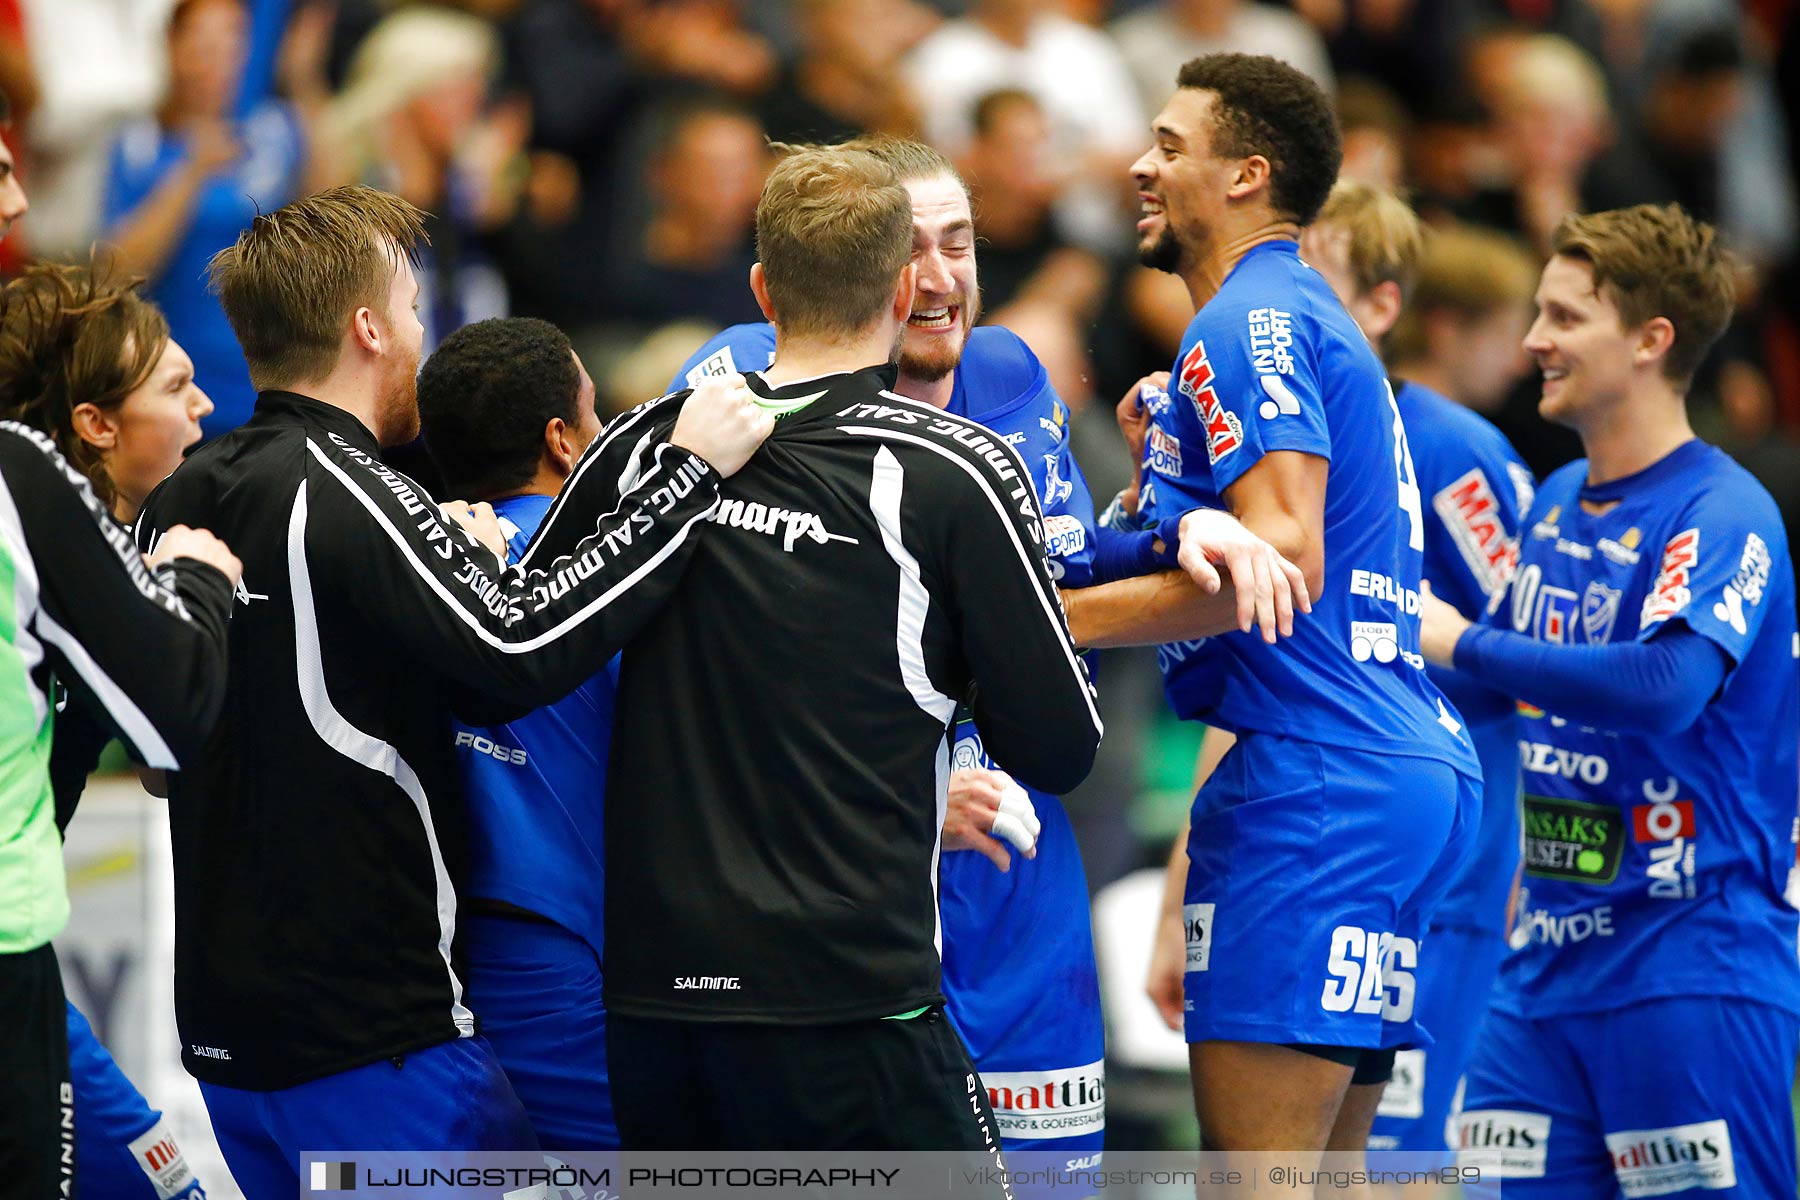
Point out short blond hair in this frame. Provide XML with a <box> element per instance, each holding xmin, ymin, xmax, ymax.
<box><xmin>207</xmin><ymin>185</ymin><xmax>427</xmax><ymax>389</ymax></box>
<box><xmin>1312</xmin><ymin>180</ymin><xmax>1424</xmax><ymax>299</ymax></box>
<box><xmin>1552</xmin><ymin>204</ymin><xmax>1735</xmax><ymax>384</ymax></box>
<box><xmin>1386</xmin><ymin>225</ymin><xmax>1537</xmax><ymax>365</ymax></box>
<box><xmin>754</xmin><ymin>146</ymin><xmax>911</xmax><ymax>340</ymax></box>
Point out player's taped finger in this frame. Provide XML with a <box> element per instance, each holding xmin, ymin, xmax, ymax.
<box><xmin>997</xmin><ymin>782</ymin><xmax>1041</xmax><ymax>841</ymax></box>
<box><xmin>990</xmin><ymin>809</ymin><xmax>1038</xmax><ymax>858</ymax></box>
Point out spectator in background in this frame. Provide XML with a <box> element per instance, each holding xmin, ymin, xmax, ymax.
<box><xmin>1335</xmin><ymin>76</ymin><xmax>1409</xmax><ymax>191</ymax></box>
<box><xmin>597</xmin><ymin>101</ymin><xmax>768</xmax><ymax>335</ymax></box>
<box><xmin>905</xmin><ymin>0</ymin><xmax>1143</xmax><ymax>253</ymax></box>
<box><xmin>958</xmin><ymin>89</ymin><xmax>1104</xmax><ymax>321</ymax></box>
<box><xmin>329</xmin><ymin>6</ymin><xmax>511</xmax><ymax>353</ymax></box>
<box><xmin>1384</xmin><ymin>224</ymin><xmax>1538</xmax><ymax>418</ymax></box>
<box><xmin>1109</xmin><ymin>0</ymin><xmax>1334</xmax><ymax>118</ymax></box>
<box><xmin>101</xmin><ymin>0</ymin><xmax>333</xmax><ymax>437</ymax></box>
<box><xmin>756</xmin><ymin>0</ymin><xmax>930</xmax><ymax>145</ymax></box>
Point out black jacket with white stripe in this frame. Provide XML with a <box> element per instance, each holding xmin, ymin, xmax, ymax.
<box><xmin>135</xmin><ymin>390</ymin><xmax>721</xmax><ymax>1088</ymax></box>
<box><xmin>524</xmin><ymin>365</ymin><xmax>1102</xmax><ymax>1024</ymax></box>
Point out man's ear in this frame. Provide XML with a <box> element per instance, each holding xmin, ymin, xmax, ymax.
<box><xmin>70</xmin><ymin>401</ymin><xmax>117</xmax><ymax>451</ymax></box>
<box><xmin>891</xmin><ymin>261</ymin><xmax>918</xmax><ymax>324</ymax></box>
<box><xmin>544</xmin><ymin>417</ymin><xmax>577</xmax><ymax>476</ymax></box>
<box><xmin>1635</xmin><ymin>316</ymin><xmax>1676</xmax><ymax>371</ymax></box>
<box><xmin>350</xmin><ymin>306</ymin><xmax>383</xmax><ymax>355</ymax></box>
<box><xmin>1366</xmin><ymin>280</ymin><xmax>1404</xmax><ymax>340</ymax></box>
<box><xmin>750</xmin><ymin>263</ymin><xmax>777</xmax><ymax>323</ymax></box>
<box><xmin>1228</xmin><ymin>154</ymin><xmax>1273</xmax><ymax>202</ymax></box>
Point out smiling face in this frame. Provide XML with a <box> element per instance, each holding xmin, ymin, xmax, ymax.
<box><xmin>1523</xmin><ymin>254</ymin><xmax>1641</xmax><ymax>430</ymax></box>
<box><xmin>107</xmin><ymin>338</ymin><xmax>213</xmax><ymax>519</ymax></box>
<box><xmin>1131</xmin><ymin>89</ymin><xmax>1237</xmax><ymax>275</ymax></box>
<box><xmin>897</xmin><ymin>172</ymin><xmax>979</xmax><ymax>384</ymax></box>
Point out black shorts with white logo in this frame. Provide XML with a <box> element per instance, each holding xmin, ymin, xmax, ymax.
<box><xmin>0</xmin><ymin>943</ymin><xmax>74</xmax><ymax>1198</ymax></box>
<box><xmin>610</xmin><ymin>1005</ymin><xmax>1009</xmax><ymax>1156</ymax></box>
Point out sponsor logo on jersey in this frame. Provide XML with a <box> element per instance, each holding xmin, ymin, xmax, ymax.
<box><xmin>981</xmin><ymin>1061</ymin><xmax>1106</xmax><ymax>1140</ymax></box>
<box><xmin>1176</xmin><ymin>340</ymin><xmax>1242</xmax><ymax>464</ymax></box>
<box><xmin>1713</xmin><ymin>531</ymin><xmax>1771</xmax><ymax>636</ymax></box>
<box><xmin>1514</xmin><ymin>895</ymin><xmax>1615</xmax><ymax>947</ymax></box>
<box><xmin>1043</xmin><ymin>513</ymin><xmax>1086</xmax><ymax>556</ymax></box>
<box><xmin>128</xmin><ymin>1119</ymin><xmax>197</xmax><ymax>1200</ymax></box>
<box><xmin>1350</xmin><ymin>568</ymin><xmax>1421</xmax><ymax>614</ymax></box>
<box><xmin>1183</xmin><ymin>902</ymin><xmax>1214</xmax><ymax>972</ymax></box>
<box><xmin>1606</xmin><ymin>1119</ymin><xmax>1737</xmax><ymax>1196</ymax></box>
<box><xmin>1256</xmin><ymin>374</ymin><xmax>1302</xmax><ymax>420</ymax></box>
<box><xmin>1156</xmin><ymin>637</ymin><xmax>1208</xmax><ymax>676</ymax></box>
<box><xmin>1517</xmin><ymin>700</ymin><xmax>1546</xmax><ymax>719</ymax></box>
<box><xmin>1246</xmin><ymin>307</ymin><xmax>1295</xmax><ymax>375</ymax></box>
<box><xmin>1002</xmin><ymin>431</ymin><xmax>1027</xmax><ymax>446</ymax></box>
<box><xmin>233</xmin><ymin>575</ymin><xmax>270</xmax><ymax>606</ymax></box>
<box><xmin>1599</xmin><ymin>526</ymin><xmax>1643</xmax><ymax>565</ymax></box>
<box><xmin>1582</xmin><ymin>581</ymin><xmax>1622</xmax><ymax>644</ymax></box>
<box><xmin>1141</xmin><ymin>382</ymin><xmax>1173</xmax><ymax>417</ymax></box>
<box><xmin>1455</xmin><ymin>1110</ymin><xmax>1551</xmax><ymax>1177</ymax></box>
<box><xmin>1531</xmin><ymin>505</ymin><xmax>1562</xmax><ymax>541</ymax></box>
<box><xmin>1521</xmin><ymin>741</ymin><xmax>1610</xmax><ymax>784</ymax></box>
<box><xmin>1633</xmin><ymin>800</ymin><xmax>1696</xmax><ymax>842</ymax></box>
<box><xmin>190</xmin><ymin>1044</ymin><xmax>231</xmax><ymax>1060</ymax></box>
<box><xmin>1641</xmin><ymin>528</ymin><xmax>1700</xmax><ymax>627</ymax></box>
<box><xmin>1507</xmin><ymin>462</ymin><xmax>1537</xmax><ymax>518</ymax></box>
<box><xmin>1038</xmin><ymin>402</ymin><xmax>1068</xmax><ymax>443</ymax></box>
<box><xmin>1555</xmin><ymin>538</ymin><xmax>1593</xmax><ymax>561</ymax></box>
<box><xmin>709</xmin><ymin>498</ymin><xmax>859</xmax><ymax>552</ymax></box>
<box><xmin>1434</xmin><ymin>469</ymin><xmax>1515</xmax><ymax>596</ymax></box>
<box><xmin>1147</xmin><ymin>426</ymin><xmax>1183</xmax><ymax>476</ymax></box>
<box><xmin>1040</xmin><ymin>454</ymin><xmax>1073</xmax><ymax>507</ymax></box>
<box><xmin>1376</xmin><ymin>1050</ymin><xmax>1426</xmax><ymax>1120</ymax></box>
<box><xmin>683</xmin><ymin>346</ymin><xmax>738</xmax><ymax>387</ymax></box>
<box><xmin>453</xmin><ymin>729</ymin><xmax>528</xmax><ymax>766</ymax></box>
<box><xmin>1523</xmin><ymin>795</ymin><xmax>1622</xmax><ymax>883</ymax></box>
<box><xmin>1350</xmin><ymin>621</ymin><xmax>1399</xmax><ymax>664</ymax></box>
<box><xmin>1319</xmin><ymin>926</ymin><xmax>1416</xmax><ymax>1023</ymax></box>
<box><xmin>673</xmin><ymin>976</ymin><xmax>741</xmax><ymax>990</ymax></box>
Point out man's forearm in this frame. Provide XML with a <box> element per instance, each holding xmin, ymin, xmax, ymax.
<box><xmin>1061</xmin><ymin>569</ymin><xmax>1243</xmax><ymax>648</ymax></box>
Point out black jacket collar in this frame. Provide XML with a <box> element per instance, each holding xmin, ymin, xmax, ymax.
<box><xmin>251</xmin><ymin>390</ymin><xmax>382</xmax><ymax>454</ymax></box>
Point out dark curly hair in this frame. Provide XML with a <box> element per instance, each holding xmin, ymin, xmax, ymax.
<box><xmin>0</xmin><ymin>261</ymin><xmax>169</xmax><ymax>511</ymax></box>
<box><xmin>417</xmin><ymin>317</ymin><xmax>581</xmax><ymax>501</ymax></box>
<box><xmin>1176</xmin><ymin>54</ymin><xmax>1342</xmax><ymax>226</ymax></box>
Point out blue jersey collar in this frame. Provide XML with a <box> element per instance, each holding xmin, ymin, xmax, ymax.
<box><xmin>1579</xmin><ymin>438</ymin><xmax>1709</xmax><ymax>504</ymax></box>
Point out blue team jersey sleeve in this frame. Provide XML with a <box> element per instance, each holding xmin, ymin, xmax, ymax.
<box><xmin>1636</xmin><ymin>478</ymin><xmax>1787</xmax><ymax>668</ymax></box>
<box><xmin>1172</xmin><ymin>295</ymin><xmax>1331</xmax><ymax>496</ymax></box>
<box><xmin>669</xmin><ymin>323</ymin><xmax>777</xmax><ymax>393</ymax></box>
<box><xmin>1042</xmin><ymin>433</ymin><xmax>1098</xmax><ymax>588</ymax></box>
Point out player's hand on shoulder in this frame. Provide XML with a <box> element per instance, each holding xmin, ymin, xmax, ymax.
<box><xmin>670</xmin><ymin>373</ymin><xmax>775</xmax><ymax>478</ymax></box>
<box><xmin>1115</xmin><ymin>372</ymin><xmax>1168</xmax><ymax>515</ymax></box>
<box><xmin>442</xmin><ymin>500</ymin><xmax>506</xmax><ymax>562</ymax></box>
<box><xmin>942</xmin><ymin>767</ymin><xmax>1041</xmax><ymax>873</ymax></box>
<box><xmin>1417</xmin><ymin>578</ymin><xmax>1471</xmax><ymax>667</ymax></box>
<box><xmin>1175</xmin><ymin>508</ymin><xmax>1312</xmax><ymax>644</ymax></box>
<box><xmin>146</xmin><ymin>524</ymin><xmax>243</xmax><ymax>589</ymax></box>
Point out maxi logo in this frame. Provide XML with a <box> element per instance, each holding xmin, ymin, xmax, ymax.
<box><xmin>1641</xmin><ymin>528</ymin><xmax>1700</xmax><ymax>627</ymax></box>
<box><xmin>1177</xmin><ymin>340</ymin><xmax>1242</xmax><ymax>464</ymax></box>
<box><xmin>1319</xmin><ymin>926</ymin><xmax>1416</xmax><ymax>1023</ymax></box>
<box><xmin>1434</xmin><ymin>469</ymin><xmax>1515</xmax><ymax>596</ymax></box>
<box><xmin>1523</xmin><ymin>795</ymin><xmax>1623</xmax><ymax>884</ymax></box>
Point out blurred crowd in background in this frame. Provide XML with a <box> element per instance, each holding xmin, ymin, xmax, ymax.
<box><xmin>3</xmin><ymin>0</ymin><xmax>1794</xmax><ymax>885</ymax></box>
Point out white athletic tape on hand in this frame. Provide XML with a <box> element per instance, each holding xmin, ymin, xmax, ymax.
<box><xmin>990</xmin><ymin>780</ymin><xmax>1041</xmax><ymax>856</ymax></box>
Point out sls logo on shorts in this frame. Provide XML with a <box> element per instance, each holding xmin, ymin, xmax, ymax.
<box><xmin>1183</xmin><ymin>902</ymin><xmax>1215</xmax><ymax>972</ymax></box>
<box><xmin>1319</xmin><ymin>926</ymin><xmax>1416</xmax><ymax>1023</ymax></box>
<box><xmin>1606</xmin><ymin>1119</ymin><xmax>1737</xmax><ymax>1196</ymax></box>
<box><xmin>1455</xmin><ymin>1110</ymin><xmax>1551</xmax><ymax>1177</ymax></box>
<box><xmin>1176</xmin><ymin>340</ymin><xmax>1242</xmax><ymax>465</ymax></box>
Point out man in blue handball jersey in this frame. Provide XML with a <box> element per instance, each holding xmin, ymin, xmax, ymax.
<box><xmin>1058</xmin><ymin>54</ymin><xmax>1482</xmax><ymax>1166</ymax></box>
<box><xmin>1299</xmin><ymin>183</ymin><xmax>1536</xmax><ymax>1163</ymax></box>
<box><xmin>1421</xmin><ymin>204</ymin><xmax>1800</xmax><ymax>1198</ymax></box>
<box><xmin>674</xmin><ymin>137</ymin><xmax>1297</xmax><ymax>1171</ymax></box>
<box><xmin>414</xmin><ymin>317</ymin><xmax>614</xmax><ymax>1149</ymax></box>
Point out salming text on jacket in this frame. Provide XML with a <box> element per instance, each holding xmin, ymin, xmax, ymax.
<box><xmin>134</xmin><ymin>390</ymin><xmax>720</xmax><ymax>1088</ymax></box>
<box><xmin>524</xmin><ymin>364</ymin><xmax>1103</xmax><ymax>1025</ymax></box>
